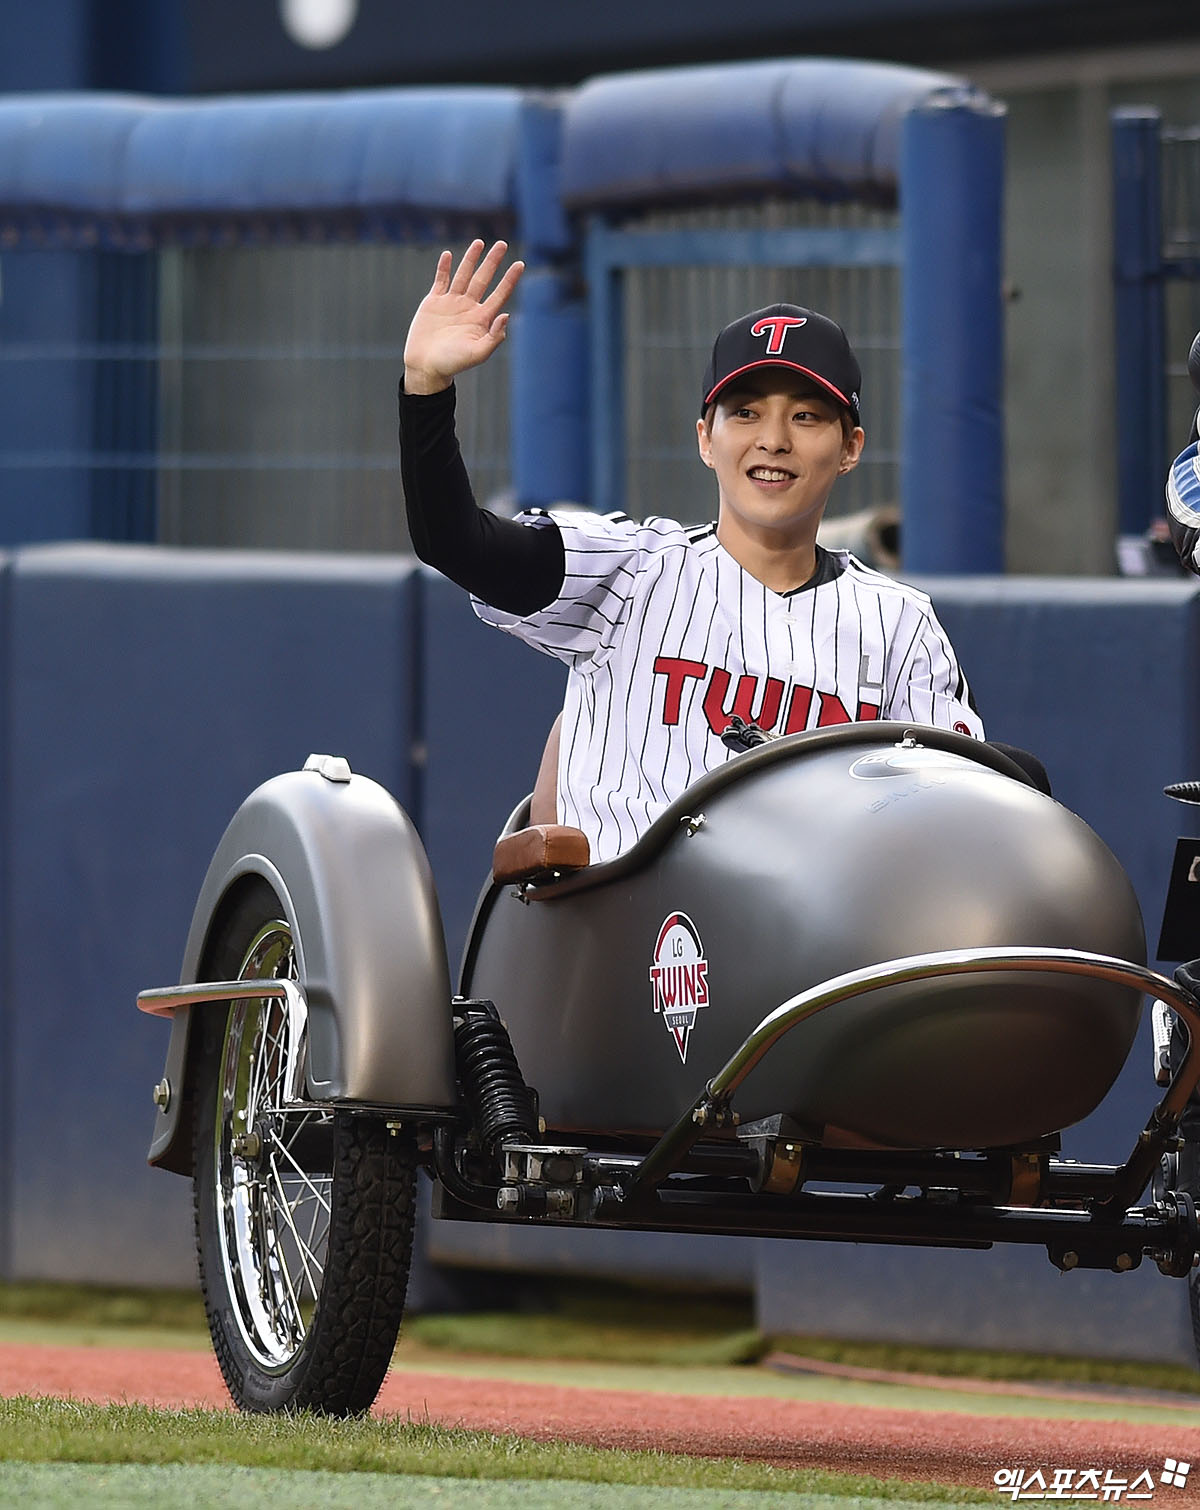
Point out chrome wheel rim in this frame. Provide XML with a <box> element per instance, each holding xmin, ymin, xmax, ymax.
<box><xmin>214</xmin><ymin>919</ymin><xmax>333</xmax><ymax>1372</ymax></box>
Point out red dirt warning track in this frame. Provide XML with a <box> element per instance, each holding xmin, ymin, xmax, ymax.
<box><xmin>2</xmin><ymin>1340</ymin><xmax>1199</xmax><ymax>1490</ymax></box>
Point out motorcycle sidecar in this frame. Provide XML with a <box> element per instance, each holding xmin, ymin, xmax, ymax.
<box><xmin>464</xmin><ymin>724</ymin><xmax>1144</xmax><ymax>1152</ymax></box>
<box><xmin>137</xmin><ymin>724</ymin><xmax>1200</xmax><ymax>1417</ymax></box>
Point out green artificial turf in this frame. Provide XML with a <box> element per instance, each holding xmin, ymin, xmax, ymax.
<box><xmin>0</xmin><ymin>1462</ymin><xmax>991</xmax><ymax>1509</ymax></box>
<box><xmin>0</xmin><ymin>1397</ymin><xmax>987</xmax><ymax>1503</ymax></box>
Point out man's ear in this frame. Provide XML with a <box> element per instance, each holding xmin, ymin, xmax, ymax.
<box><xmin>696</xmin><ymin>416</ymin><xmax>715</xmax><ymax>469</ymax></box>
<box><xmin>838</xmin><ymin>426</ymin><xmax>866</xmax><ymax>475</ymax></box>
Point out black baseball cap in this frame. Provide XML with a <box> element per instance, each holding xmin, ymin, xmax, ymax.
<box><xmin>701</xmin><ymin>303</ymin><xmax>861</xmax><ymax>424</ymax></box>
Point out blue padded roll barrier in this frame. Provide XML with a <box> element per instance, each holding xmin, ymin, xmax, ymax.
<box><xmin>0</xmin><ymin>94</ymin><xmax>148</xmax><ymax>212</ymax></box>
<box><xmin>560</xmin><ymin>58</ymin><xmax>980</xmax><ymax>208</ymax></box>
<box><xmin>0</xmin><ymin>88</ymin><xmax>525</xmax><ymax>227</ymax></box>
<box><xmin>900</xmin><ymin>97</ymin><xmax>1006</xmax><ymax>573</ymax></box>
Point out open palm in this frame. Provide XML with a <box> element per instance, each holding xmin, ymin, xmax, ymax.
<box><xmin>404</xmin><ymin>240</ymin><xmax>525</xmax><ymax>394</ymax></box>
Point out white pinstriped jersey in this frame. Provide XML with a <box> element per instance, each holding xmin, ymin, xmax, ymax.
<box><xmin>475</xmin><ymin>511</ymin><xmax>984</xmax><ymax>863</ymax></box>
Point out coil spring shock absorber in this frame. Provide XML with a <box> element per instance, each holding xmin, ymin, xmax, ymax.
<box><xmin>452</xmin><ymin>999</ymin><xmax>539</xmax><ymax>1160</ymax></box>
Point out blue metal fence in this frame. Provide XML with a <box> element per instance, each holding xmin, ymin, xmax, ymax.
<box><xmin>0</xmin><ymin>90</ymin><xmax>532</xmax><ymax>550</ymax></box>
<box><xmin>561</xmin><ymin>63</ymin><xmax>1007</xmax><ymax>571</ymax></box>
<box><xmin>1112</xmin><ymin>107</ymin><xmax>1200</xmax><ymax>542</ymax></box>
<box><xmin>585</xmin><ymin>205</ymin><xmax>904</xmax><ymax>524</ymax></box>
<box><xmin>152</xmin><ymin>242</ymin><xmax>513</xmax><ymax>551</ymax></box>
<box><xmin>0</xmin><ymin>248</ymin><xmax>159</xmax><ymax>545</ymax></box>
<box><xmin>0</xmin><ymin>241</ymin><xmax>513</xmax><ymax>552</ymax></box>
<box><xmin>0</xmin><ymin>63</ymin><xmax>1006</xmax><ymax>570</ymax></box>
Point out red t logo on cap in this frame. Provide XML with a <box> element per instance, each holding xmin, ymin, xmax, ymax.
<box><xmin>750</xmin><ymin>315</ymin><xmax>807</xmax><ymax>355</ymax></box>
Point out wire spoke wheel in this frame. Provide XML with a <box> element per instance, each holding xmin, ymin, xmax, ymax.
<box><xmin>192</xmin><ymin>878</ymin><xmax>416</xmax><ymax>1414</ymax></box>
<box><xmin>215</xmin><ymin>920</ymin><xmax>331</xmax><ymax>1367</ymax></box>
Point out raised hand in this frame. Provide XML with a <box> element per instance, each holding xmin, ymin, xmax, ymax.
<box><xmin>403</xmin><ymin>240</ymin><xmax>525</xmax><ymax>395</ymax></box>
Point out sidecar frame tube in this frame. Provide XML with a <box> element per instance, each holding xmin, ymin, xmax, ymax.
<box><xmin>579</xmin><ymin>1185</ymin><xmax>1192</xmax><ymax>1266</ymax></box>
<box><xmin>630</xmin><ymin>946</ymin><xmax>1200</xmax><ymax>1203</ymax></box>
<box><xmin>434</xmin><ymin>1171</ymin><xmax>1195</xmax><ymax>1270</ymax></box>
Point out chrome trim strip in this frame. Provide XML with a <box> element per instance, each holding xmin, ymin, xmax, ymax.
<box><xmin>139</xmin><ymin>979</ymin><xmax>309</xmax><ymax>1107</ymax></box>
<box><xmin>138</xmin><ymin>979</ymin><xmax>302</xmax><ymax>1015</ymax></box>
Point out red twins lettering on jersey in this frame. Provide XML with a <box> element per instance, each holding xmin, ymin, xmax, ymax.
<box><xmin>475</xmin><ymin>511</ymin><xmax>982</xmax><ymax>863</ymax></box>
<box><xmin>750</xmin><ymin>315</ymin><xmax>807</xmax><ymax>355</ymax></box>
<box><xmin>653</xmin><ymin>656</ymin><xmax>880</xmax><ymax>734</ymax></box>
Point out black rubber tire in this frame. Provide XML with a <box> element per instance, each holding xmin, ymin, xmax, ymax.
<box><xmin>192</xmin><ymin>878</ymin><xmax>416</xmax><ymax>1415</ymax></box>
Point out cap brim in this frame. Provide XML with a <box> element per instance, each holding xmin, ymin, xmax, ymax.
<box><xmin>704</xmin><ymin>359</ymin><xmax>856</xmax><ymax>417</ymax></box>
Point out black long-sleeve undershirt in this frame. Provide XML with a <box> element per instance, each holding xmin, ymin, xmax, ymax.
<box><xmin>398</xmin><ymin>381</ymin><xmax>565</xmax><ymax>615</ymax></box>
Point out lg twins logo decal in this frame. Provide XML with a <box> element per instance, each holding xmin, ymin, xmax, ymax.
<box><xmin>750</xmin><ymin>315</ymin><xmax>807</xmax><ymax>354</ymax></box>
<box><xmin>649</xmin><ymin>912</ymin><xmax>709</xmax><ymax>1062</ymax></box>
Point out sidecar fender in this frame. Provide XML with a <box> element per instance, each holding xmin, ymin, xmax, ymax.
<box><xmin>148</xmin><ymin>759</ymin><xmax>457</xmax><ymax>1173</ymax></box>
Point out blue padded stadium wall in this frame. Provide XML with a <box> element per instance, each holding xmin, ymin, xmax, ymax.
<box><xmin>4</xmin><ymin>545</ymin><xmax>421</xmax><ymax>1285</ymax></box>
<box><xmin>3</xmin><ymin>560</ymin><xmax>1200</xmax><ymax>1352</ymax></box>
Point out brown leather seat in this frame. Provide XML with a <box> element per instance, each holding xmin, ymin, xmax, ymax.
<box><xmin>492</xmin><ymin>713</ymin><xmax>591</xmax><ymax>884</ymax></box>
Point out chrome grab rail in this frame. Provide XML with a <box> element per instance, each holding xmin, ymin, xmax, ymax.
<box><xmin>632</xmin><ymin>946</ymin><xmax>1200</xmax><ymax>1199</ymax></box>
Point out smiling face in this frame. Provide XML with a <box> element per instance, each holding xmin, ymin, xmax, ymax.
<box><xmin>697</xmin><ymin>369</ymin><xmax>865</xmax><ymax>567</ymax></box>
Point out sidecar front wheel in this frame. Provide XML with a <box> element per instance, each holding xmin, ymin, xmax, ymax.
<box><xmin>192</xmin><ymin>878</ymin><xmax>416</xmax><ymax>1415</ymax></box>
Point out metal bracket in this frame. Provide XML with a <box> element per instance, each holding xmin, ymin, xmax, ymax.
<box><xmin>303</xmin><ymin>752</ymin><xmax>353</xmax><ymax>783</ymax></box>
